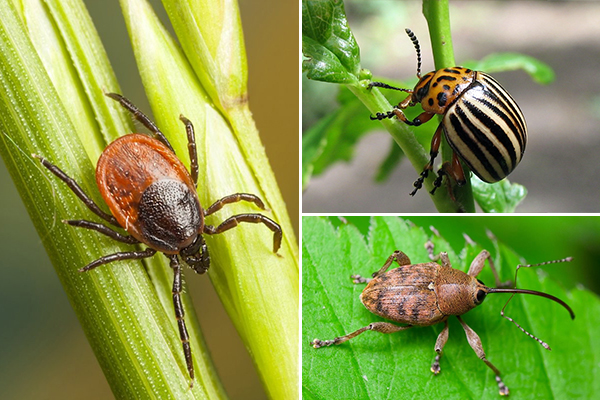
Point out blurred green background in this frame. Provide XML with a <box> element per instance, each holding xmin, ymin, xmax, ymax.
<box><xmin>330</xmin><ymin>216</ymin><xmax>600</xmax><ymax>296</ymax></box>
<box><xmin>303</xmin><ymin>0</ymin><xmax>600</xmax><ymax>212</ymax></box>
<box><xmin>0</xmin><ymin>1</ymin><xmax>297</xmax><ymax>399</ymax></box>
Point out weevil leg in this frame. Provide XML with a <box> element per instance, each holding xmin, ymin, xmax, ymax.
<box><xmin>467</xmin><ymin>250</ymin><xmax>510</xmax><ymax>288</ymax></box>
<box><xmin>33</xmin><ymin>155</ymin><xmax>120</xmax><ymax>227</ymax></box>
<box><xmin>168</xmin><ymin>255</ymin><xmax>195</xmax><ymax>388</ymax></box>
<box><xmin>311</xmin><ymin>322</ymin><xmax>413</xmax><ymax>348</ymax></box>
<box><xmin>105</xmin><ymin>93</ymin><xmax>175</xmax><ymax>153</ymax></box>
<box><xmin>457</xmin><ymin>316</ymin><xmax>509</xmax><ymax>396</ymax></box>
<box><xmin>79</xmin><ymin>248</ymin><xmax>157</xmax><ymax>272</ymax></box>
<box><xmin>178</xmin><ymin>115</ymin><xmax>199</xmax><ymax>187</ymax></box>
<box><xmin>204</xmin><ymin>193</ymin><xmax>266</xmax><ymax>216</ymax></box>
<box><xmin>64</xmin><ymin>220</ymin><xmax>140</xmax><ymax>244</ymax></box>
<box><xmin>371</xmin><ymin>250</ymin><xmax>412</xmax><ymax>278</ymax></box>
<box><xmin>410</xmin><ymin>122</ymin><xmax>443</xmax><ymax>196</ymax></box>
<box><xmin>203</xmin><ymin>213</ymin><xmax>282</xmax><ymax>253</ymax></box>
<box><xmin>431</xmin><ymin>320</ymin><xmax>449</xmax><ymax>374</ymax></box>
<box><xmin>425</xmin><ymin>242</ymin><xmax>451</xmax><ymax>268</ymax></box>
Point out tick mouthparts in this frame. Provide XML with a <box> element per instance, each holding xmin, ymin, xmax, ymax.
<box><xmin>487</xmin><ymin>287</ymin><xmax>575</xmax><ymax>320</ymax></box>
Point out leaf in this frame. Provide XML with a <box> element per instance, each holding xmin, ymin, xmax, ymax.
<box><xmin>375</xmin><ymin>140</ymin><xmax>405</xmax><ymax>182</ymax></box>
<box><xmin>463</xmin><ymin>53</ymin><xmax>555</xmax><ymax>85</ymax></box>
<box><xmin>302</xmin><ymin>0</ymin><xmax>360</xmax><ymax>84</ymax></box>
<box><xmin>302</xmin><ymin>82</ymin><xmax>430</xmax><ymax>188</ymax></box>
<box><xmin>303</xmin><ymin>216</ymin><xmax>600</xmax><ymax>399</ymax></box>
<box><xmin>302</xmin><ymin>88</ymin><xmax>372</xmax><ymax>188</ymax></box>
<box><xmin>472</xmin><ymin>176</ymin><xmax>527</xmax><ymax>213</ymax></box>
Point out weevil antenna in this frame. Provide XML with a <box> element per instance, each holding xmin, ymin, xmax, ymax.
<box><xmin>487</xmin><ymin>257</ymin><xmax>575</xmax><ymax>350</ymax></box>
<box><xmin>405</xmin><ymin>28</ymin><xmax>422</xmax><ymax>79</ymax></box>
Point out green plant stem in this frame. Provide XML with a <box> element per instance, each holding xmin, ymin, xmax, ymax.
<box><xmin>349</xmin><ymin>84</ymin><xmax>459</xmax><ymax>212</ymax></box>
<box><xmin>423</xmin><ymin>0</ymin><xmax>475</xmax><ymax>212</ymax></box>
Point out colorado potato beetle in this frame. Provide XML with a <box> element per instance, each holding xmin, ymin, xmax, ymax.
<box><xmin>34</xmin><ymin>93</ymin><xmax>282</xmax><ymax>387</ymax></box>
<box><xmin>370</xmin><ymin>29</ymin><xmax>527</xmax><ymax>196</ymax></box>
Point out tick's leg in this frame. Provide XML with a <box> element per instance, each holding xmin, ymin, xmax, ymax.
<box><xmin>204</xmin><ymin>193</ymin><xmax>266</xmax><ymax>216</ymax></box>
<box><xmin>431</xmin><ymin>320</ymin><xmax>449</xmax><ymax>374</ymax></box>
<box><xmin>311</xmin><ymin>322</ymin><xmax>413</xmax><ymax>348</ymax></box>
<box><xmin>79</xmin><ymin>248</ymin><xmax>156</xmax><ymax>272</ymax></box>
<box><xmin>64</xmin><ymin>220</ymin><xmax>139</xmax><ymax>244</ymax></box>
<box><xmin>182</xmin><ymin>235</ymin><xmax>211</xmax><ymax>275</ymax></box>
<box><xmin>168</xmin><ymin>255</ymin><xmax>195</xmax><ymax>388</ymax></box>
<box><xmin>33</xmin><ymin>155</ymin><xmax>120</xmax><ymax>227</ymax></box>
<box><xmin>203</xmin><ymin>213</ymin><xmax>282</xmax><ymax>253</ymax></box>
<box><xmin>457</xmin><ymin>316</ymin><xmax>509</xmax><ymax>396</ymax></box>
<box><xmin>178</xmin><ymin>115</ymin><xmax>198</xmax><ymax>187</ymax></box>
<box><xmin>410</xmin><ymin>122</ymin><xmax>443</xmax><ymax>196</ymax></box>
<box><xmin>105</xmin><ymin>92</ymin><xmax>174</xmax><ymax>153</ymax></box>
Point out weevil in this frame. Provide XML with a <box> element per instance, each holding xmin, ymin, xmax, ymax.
<box><xmin>311</xmin><ymin>242</ymin><xmax>575</xmax><ymax>396</ymax></box>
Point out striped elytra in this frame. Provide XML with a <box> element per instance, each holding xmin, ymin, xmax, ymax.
<box><xmin>369</xmin><ymin>29</ymin><xmax>527</xmax><ymax>196</ymax></box>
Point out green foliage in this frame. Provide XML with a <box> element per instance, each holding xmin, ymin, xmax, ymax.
<box><xmin>303</xmin><ymin>216</ymin><xmax>600</xmax><ymax>399</ymax></box>
<box><xmin>463</xmin><ymin>53</ymin><xmax>555</xmax><ymax>85</ymax></box>
<box><xmin>472</xmin><ymin>177</ymin><xmax>528</xmax><ymax>213</ymax></box>
<box><xmin>302</xmin><ymin>0</ymin><xmax>361</xmax><ymax>83</ymax></box>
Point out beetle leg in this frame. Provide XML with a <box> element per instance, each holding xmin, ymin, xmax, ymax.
<box><xmin>431</xmin><ymin>320</ymin><xmax>449</xmax><ymax>374</ymax></box>
<box><xmin>203</xmin><ymin>213</ymin><xmax>282</xmax><ymax>253</ymax></box>
<box><xmin>368</xmin><ymin>81</ymin><xmax>413</xmax><ymax>94</ymax></box>
<box><xmin>424</xmin><ymin>242</ymin><xmax>452</xmax><ymax>268</ymax></box>
<box><xmin>457</xmin><ymin>316</ymin><xmax>509</xmax><ymax>396</ymax></box>
<box><xmin>467</xmin><ymin>250</ymin><xmax>510</xmax><ymax>288</ymax></box>
<box><xmin>204</xmin><ymin>193</ymin><xmax>267</xmax><ymax>216</ymax></box>
<box><xmin>311</xmin><ymin>322</ymin><xmax>413</xmax><ymax>348</ymax></box>
<box><xmin>168</xmin><ymin>254</ymin><xmax>195</xmax><ymax>388</ymax></box>
<box><xmin>33</xmin><ymin>155</ymin><xmax>120</xmax><ymax>227</ymax></box>
<box><xmin>64</xmin><ymin>220</ymin><xmax>139</xmax><ymax>244</ymax></box>
<box><xmin>410</xmin><ymin>122</ymin><xmax>443</xmax><ymax>196</ymax></box>
<box><xmin>372</xmin><ymin>250</ymin><xmax>412</xmax><ymax>278</ymax></box>
<box><xmin>431</xmin><ymin>152</ymin><xmax>467</xmax><ymax>196</ymax></box>
<box><xmin>105</xmin><ymin>93</ymin><xmax>175</xmax><ymax>153</ymax></box>
<box><xmin>79</xmin><ymin>248</ymin><xmax>157</xmax><ymax>272</ymax></box>
<box><xmin>178</xmin><ymin>115</ymin><xmax>199</xmax><ymax>187</ymax></box>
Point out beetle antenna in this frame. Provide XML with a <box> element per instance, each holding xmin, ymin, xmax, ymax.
<box><xmin>405</xmin><ymin>28</ymin><xmax>421</xmax><ymax>79</ymax></box>
<box><xmin>487</xmin><ymin>257</ymin><xmax>575</xmax><ymax>350</ymax></box>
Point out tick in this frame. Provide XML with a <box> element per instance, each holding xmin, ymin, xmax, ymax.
<box><xmin>34</xmin><ymin>92</ymin><xmax>282</xmax><ymax>387</ymax></box>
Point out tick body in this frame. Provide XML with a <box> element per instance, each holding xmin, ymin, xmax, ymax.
<box><xmin>35</xmin><ymin>93</ymin><xmax>283</xmax><ymax>387</ymax></box>
<box><xmin>96</xmin><ymin>133</ymin><xmax>202</xmax><ymax>253</ymax></box>
<box><xmin>312</xmin><ymin>244</ymin><xmax>574</xmax><ymax>396</ymax></box>
<box><xmin>370</xmin><ymin>29</ymin><xmax>527</xmax><ymax>196</ymax></box>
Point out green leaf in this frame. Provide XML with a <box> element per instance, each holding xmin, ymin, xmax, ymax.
<box><xmin>302</xmin><ymin>88</ymin><xmax>372</xmax><ymax>188</ymax></box>
<box><xmin>303</xmin><ymin>216</ymin><xmax>600</xmax><ymax>399</ymax></box>
<box><xmin>302</xmin><ymin>82</ymin><xmax>431</xmax><ymax>189</ymax></box>
<box><xmin>463</xmin><ymin>53</ymin><xmax>555</xmax><ymax>85</ymax></box>
<box><xmin>472</xmin><ymin>176</ymin><xmax>527</xmax><ymax>213</ymax></box>
<box><xmin>375</xmin><ymin>139</ymin><xmax>405</xmax><ymax>182</ymax></box>
<box><xmin>302</xmin><ymin>0</ymin><xmax>360</xmax><ymax>84</ymax></box>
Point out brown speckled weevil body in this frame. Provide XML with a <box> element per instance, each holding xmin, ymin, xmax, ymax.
<box><xmin>311</xmin><ymin>241</ymin><xmax>575</xmax><ymax>396</ymax></box>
